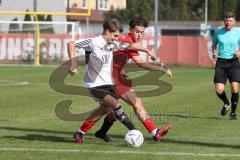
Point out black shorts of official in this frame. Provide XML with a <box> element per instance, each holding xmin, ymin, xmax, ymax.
<box><xmin>214</xmin><ymin>58</ymin><xmax>240</xmax><ymax>84</ymax></box>
<box><xmin>88</xmin><ymin>85</ymin><xmax>119</xmax><ymax>104</ymax></box>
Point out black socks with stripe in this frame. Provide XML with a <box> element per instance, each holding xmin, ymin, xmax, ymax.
<box><xmin>217</xmin><ymin>91</ymin><xmax>230</xmax><ymax>105</ymax></box>
<box><xmin>231</xmin><ymin>92</ymin><xmax>239</xmax><ymax>114</ymax></box>
<box><xmin>114</xmin><ymin>106</ymin><xmax>135</xmax><ymax>130</ymax></box>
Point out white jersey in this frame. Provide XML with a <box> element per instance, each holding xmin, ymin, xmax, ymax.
<box><xmin>75</xmin><ymin>35</ymin><xmax>114</xmax><ymax>88</ymax></box>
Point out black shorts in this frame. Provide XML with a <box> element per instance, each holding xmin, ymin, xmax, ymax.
<box><xmin>214</xmin><ymin>58</ymin><xmax>240</xmax><ymax>84</ymax></box>
<box><xmin>88</xmin><ymin>85</ymin><xmax>119</xmax><ymax>104</ymax></box>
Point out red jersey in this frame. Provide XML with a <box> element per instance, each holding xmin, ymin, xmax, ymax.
<box><xmin>113</xmin><ymin>33</ymin><xmax>139</xmax><ymax>96</ymax></box>
<box><xmin>113</xmin><ymin>33</ymin><xmax>139</xmax><ymax>78</ymax></box>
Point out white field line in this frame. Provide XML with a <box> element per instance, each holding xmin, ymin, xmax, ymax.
<box><xmin>0</xmin><ymin>148</ymin><xmax>240</xmax><ymax>157</ymax></box>
<box><xmin>0</xmin><ymin>80</ymin><xmax>29</xmax><ymax>86</ymax></box>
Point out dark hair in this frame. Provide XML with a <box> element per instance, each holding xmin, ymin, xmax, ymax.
<box><xmin>129</xmin><ymin>16</ymin><xmax>148</xmax><ymax>28</ymax></box>
<box><xmin>103</xmin><ymin>18</ymin><xmax>123</xmax><ymax>33</ymax></box>
<box><xmin>224</xmin><ymin>12</ymin><xmax>235</xmax><ymax>19</ymax></box>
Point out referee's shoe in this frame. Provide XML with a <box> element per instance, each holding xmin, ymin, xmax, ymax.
<box><xmin>221</xmin><ymin>102</ymin><xmax>231</xmax><ymax>116</ymax></box>
<box><xmin>230</xmin><ymin>113</ymin><xmax>237</xmax><ymax>120</ymax></box>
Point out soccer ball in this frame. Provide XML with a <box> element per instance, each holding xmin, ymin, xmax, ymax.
<box><xmin>125</xmin><ymin>129</ymin><xmax>144</xmax><ymax>147</ymax></box>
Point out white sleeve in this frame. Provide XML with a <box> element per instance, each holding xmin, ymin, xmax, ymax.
<box><xmin>113</xmin><ymin>41</ymin><xmax>130</xmax><ymax>50</ymax></box>
<box><xmin>75</xmin><ymin>38</ymin><xmax>93</xmax><ymax>51</ymax></box>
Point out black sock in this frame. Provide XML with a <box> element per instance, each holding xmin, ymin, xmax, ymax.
<box><xmin>114</xmin><ymin>106</ymin><xmax>135</xmax><ymax>130</ymax></box>
<box><xmin>217</xmin><ymin>91</ymin><xmax>229</xmax><ymax>104</ymax></box>
<box><xmin>231</xmin><ymin>92</ymin><xmax>239</xmax><ymax>114</ymax></box>
<box><xmin>97</xmin><ymin>115</ymin><xmax>116</xmax><ymax>135</ymax></box>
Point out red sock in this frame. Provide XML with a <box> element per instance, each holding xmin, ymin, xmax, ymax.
<box><xmin>142</xmin><ymin>118</ymin><xmax>157</xmax><ymax>133</ymax></box>
<box><xmin>80</xmin><ymin>119</ymin><xmax>95</xmax><ymax>134</ymax></box>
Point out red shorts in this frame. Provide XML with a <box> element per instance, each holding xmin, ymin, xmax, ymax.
<box><xmin>114</xmin><ymin>74</ymin><xmax>132</xmax><ymax>97</ymax></box>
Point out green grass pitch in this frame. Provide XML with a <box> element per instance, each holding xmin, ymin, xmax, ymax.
<box><xmin>0</xmin><ymin>65</ymin><xmax>239</xmax><ymax>160</ymax></box>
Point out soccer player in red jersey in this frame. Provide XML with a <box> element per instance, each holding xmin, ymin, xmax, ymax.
<box><xmin>95</xmin><ymin>17</ymin><xmax>173</xmax><ymax>142</ymax></box>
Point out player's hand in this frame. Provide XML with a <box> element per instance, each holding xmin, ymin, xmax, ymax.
<box><xmin>151</xmin><ymin>56</ymin><xmax>156</xmax><ymax>61</ymax></box>
<box><xmin>166</xmin><ymin>68</ymin><xmax>173</xmax><ymax>78</ymax></box>
<box><xmin>69</xmin><ymin>63</ymin><xmax>78</xmax><ymax>76</ymax></box>
<box><xmin>235</xmin><ymin>50</ymin><xmax>240</xmax><ymax>58</ymax></box>
<box><xmin>69</xmin><ymin>69</ymin><xmax>78</xmax><ymax>76</ymax></box>
<box><xmin>212</xmin><ymin>50</ymin><xmax>217</xmax><ymax>58</ymax></box>
<box><xmin>146</xmin><ymin>50</ymin><xmax>157</xmax><ymax>61</ymax></box>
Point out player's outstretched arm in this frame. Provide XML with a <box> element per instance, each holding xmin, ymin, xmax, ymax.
<box><xmin>117</xmin><ymin>42</ymin><xmax>156</xmax><ymax>60</ymax></box>
<box><xmin>128</xmin><ymin>43</ymin><xmax>156</xmax><ymax>60</ymax></box>
<box><xmin>131</xmin><ymin>56</ymin><xmax>172</xmax><ymax>78</ymax></box>
<box><xmin>67</xmin><ymin>41</ymin><xmax>78</xmax><ymax>76</ymax></box>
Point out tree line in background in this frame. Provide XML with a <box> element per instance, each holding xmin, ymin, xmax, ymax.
<box><xmin>8</xmin><ymin>0</ymin><xmax>240</xmax><ymax>33</ymax></box>
<box><xmin>105</xmin><ymin>0</ymin><xmax>240</xmax><ymax>22</ymax></box>
<box><xmin>9</xmin><ymin>9</ymin><xmax>54</xmax><ymax>34</ymax></box>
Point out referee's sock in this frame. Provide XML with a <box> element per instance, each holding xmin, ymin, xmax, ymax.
<box><xmin>217</xmin><ymin>91</ymin><xmax>230</xmax><ymax>105</ymax></box>
<box><xmin>114</xmin><ymin>106</ymin><xmax>135</xmax><ymax>130</ymax></box>
<box><xmin>231</xmin><ymin>92</ymin><xmax>239</xmax><ymax>114</ymax></box>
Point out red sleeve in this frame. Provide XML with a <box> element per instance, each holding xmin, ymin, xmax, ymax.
<box><xmin>126</xmin><ymin>50</ymin><xmax>139</xmax><ymax>58</ymax></box>
<box><xmin>117</xmin><ymin>36</ymin><xmax>125</xmax><ymax>42</ymax></box>
<box><xmin>117</xmin><ymin>34</ymin><xmax>139</xmax><ymax>58</ymax></box>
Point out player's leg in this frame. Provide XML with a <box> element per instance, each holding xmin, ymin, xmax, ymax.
<box><xmin>91</xmin><ymin>85</ymin><xmax>135</xmax><ymax>142</ymax></box>
<box><xmin>96</xmin><ymin>88</ymin><xmax>172</xmax><ymax>142</ymax></box>
<box><xmin>102</xmin><ymin>93</ymin><xmax>135</xmax><ymax>130</ymax></box>
<box><xmin>121</xmin><ymin>89</ymin><xmax>172</xmax><ymax>142</ymax></box>
<box><xmin>74</xmin><ymin>95</ymin><xmax>135</xmax><ymax>143</ymax></box>
<box><xmin>229</xmin><ymin>82</ymin><xmax>238</xmax><ymax>119</ymax></box>
<box><xmin>122</xmin><ymin>89</ymin><xmax>151</xmax><ymax>120</ymax></box>
<box><xmin>95</xmin><ymin>111</ymin><xmax>116</xmax><ymax>142</ymax></box>
<box><xmin>74</xmin><ymin>105</ymin><xmax>111</xmax><ymax>143</ymax></box>
<box><xmin>74</xmin><ymin>85</ymin><xmax>116</xmax><ymax>144</ymax></box>
<box><xmin>95</xmin><ymin>85</ymin><xmax>136</xmax><ymax>142</ymax></box>
<box><xmin>215</xmin><ymin>83</ymin><xmax>231</xmax><ymax>115</ymax></box>
<box><xmin>228</xmin><ymin>59</ymin><xmax>240</xmax><ymax>119</ymax></box>
<box><xmin>214</xmin><ymin>60</ymin><xmax>230</xmax><ymax>115</ymax></box>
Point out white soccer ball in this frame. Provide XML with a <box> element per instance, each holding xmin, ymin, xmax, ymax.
<box><xmin>125</xmin><ymin>129</ymin><xmax>144</xmax><ymax>147</ymax></box>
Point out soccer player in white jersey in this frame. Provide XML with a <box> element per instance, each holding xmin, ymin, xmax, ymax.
<box><xmin>68</xmin><ymin>18</ymin><xmax>136</xmax><ymax>143</ymax></box>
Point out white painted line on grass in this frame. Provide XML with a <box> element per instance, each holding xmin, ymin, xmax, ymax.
<box><xmin>0</xmin><ymin>148</ymin><xmax>240</xmax><ymax>157</ymax></box>
<box><xmin>0</xmin><ymin>80</ymin><xmax>29</xmax><ymax>86</ymax></box>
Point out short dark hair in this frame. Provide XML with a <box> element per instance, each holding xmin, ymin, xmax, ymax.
<box><xmin>103</xmin><ymin>18</ymin><xmax>123</xmax><ymax>33</ymax></box>
<box><xmin>224</xmin><ymin>12</ymin><xmax>235</xmax><ymax>19</ymax></box>
<box><xmin>129</xmin><ymin>16</ymin><xmax>148</xmax><ymax>28</ymax></box>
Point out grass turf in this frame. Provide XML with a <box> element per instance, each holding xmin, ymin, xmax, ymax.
<box><xmin>0</xmin><ymin>65</ymin><xmax>239</xmax><ymax>160</ymax></box>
